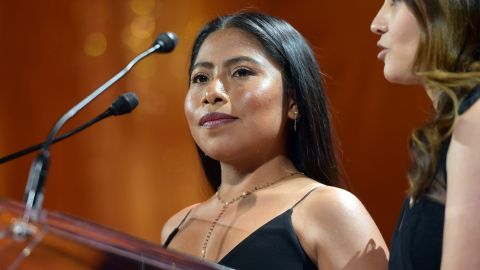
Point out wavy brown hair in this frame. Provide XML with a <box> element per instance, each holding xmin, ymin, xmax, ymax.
<box><xmin>403</xmin><ymin>0</ymin><xmax>480</xmax><ymax>202</ymax></box>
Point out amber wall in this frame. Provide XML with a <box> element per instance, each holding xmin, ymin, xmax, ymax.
<box><xmin>0</xmin><ymin>0</ymin><xmax>431</xmax><ymax>245</ymax></box>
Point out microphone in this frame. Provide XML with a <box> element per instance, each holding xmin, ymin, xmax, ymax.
<box><xmin>0</xmin><ymin>92</ymin><xmax>138</xmax><ymax>165</ymax></box>
<box><xmin>108</xmin><ymin>92</ymin><xmax>139</xmax><ymax>116</ymax></box>
<box><xmin>23</xmin><ymin>32</ymin><xmax>177</xmax><ymax>213</ymax></box>
<box><xmin>152</xmin><ymin>32</ymin><xmax>178</xmax><ymax>53</ymax></box>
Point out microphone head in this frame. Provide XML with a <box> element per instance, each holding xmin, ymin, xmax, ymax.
<box><xmin>152</xmin><ymin>32</ymin><xmax>178</xmax><ymax>53</ymax></box>
<box><xmin>110</xmin><ymin>92</ymin><xmax>139</xmax><ymax>116</ymax></box>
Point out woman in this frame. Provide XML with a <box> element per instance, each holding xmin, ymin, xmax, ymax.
<box><xmin>162</xmin><ymin>12</ymin><xmax>388</xmax><ymax>269</ymax></box>
<box><xmin>371</xmin><ymin>0</ymin><xmax>480</xmax><ymax>269</ymax></box>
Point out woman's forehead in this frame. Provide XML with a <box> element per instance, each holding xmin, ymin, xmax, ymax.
<box><xmin>193</xmin><ymin>28</ymin><xmax>274</xmax><ymax>67</ymax></box>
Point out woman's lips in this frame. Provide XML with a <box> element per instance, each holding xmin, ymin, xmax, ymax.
<box><xmin>377</xmin><ymin>43</ymin><xmax>388</xmax><ymax>61</ymax></box>
<box><xmin>377</xmin><ymin>49</ymin><xmax>388</xmax><ymax>61</ymax></box>
<box><xmin>199</xmin><ymin>112</ymin><xmax>237</xmax><ymax>128</ymax></box>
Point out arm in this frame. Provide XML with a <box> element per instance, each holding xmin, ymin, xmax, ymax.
<box><xmin>293</xmin><ymin>187</ymin><xmax>389</xmax><ymax>270</ymax></box>
<box><xmin>442</xmin><ymin>101</ymin><xmax>480</xmax><ymax>269</ymax></box>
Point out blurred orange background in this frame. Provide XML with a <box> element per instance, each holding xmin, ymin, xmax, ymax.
<box><xmin>0</xmin><ymin>0</ymin><xmax>430</xmax><ymax>246</ymax></box>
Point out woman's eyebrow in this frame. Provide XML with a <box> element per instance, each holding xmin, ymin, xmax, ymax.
<box><xmin>191</xmin><ymin>61</ymin><xmax>214</xmax><ymax>71</ymax></box>
<box><xmin>223</xmin><ymin>56</ymin><xmax>262</xmax><ymax>67</ymax></box>
<box><xmin>192</xmin><ymin>56</ymin><xmax>263</xmax><ymax>72</ymax></box>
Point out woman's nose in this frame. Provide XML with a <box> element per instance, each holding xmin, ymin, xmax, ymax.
<box><xmin>371</xmin><ymin>22</ymin><xmax>387</xmax><ymax>35</ymax></box>
<box><xmin>371</xmin><ymin>8</ymin><xmax>388</xmax><ymax>35</ymax></box>
<box><xmin>202</xmin><ymin>79</ymin><xmax>228</xmax><ymax>105</ymax></box>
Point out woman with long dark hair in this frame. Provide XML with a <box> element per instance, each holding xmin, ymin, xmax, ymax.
<box><xmin>162</xmin><ymin>12</ymin><xmax>388</xmax><ymax>269</ymax></box>
<box><xmin>371</xmin><ymin>0</ymin><xmax>480</xmax><ymax>269</ymax></box>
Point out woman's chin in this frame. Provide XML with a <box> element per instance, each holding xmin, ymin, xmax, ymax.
<box><xmin>199</xmin><ymin>147</ymin><xmax>236</xmax><ymax>162</ymax></box>
<box><xmin>384</xmin><ymin>67</ymin><xmax>421</xmax><ymax>85</ymax></box>
<box><xmin>201</xmin><ymin>148</ymin><xmax>257</xmax><ymax>167</ymax></box>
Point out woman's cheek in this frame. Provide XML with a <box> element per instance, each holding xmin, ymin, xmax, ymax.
<box><xmin>184</xmin><ymin>91</ymin><xmax>198</xmax><ymax>127</ymax></box>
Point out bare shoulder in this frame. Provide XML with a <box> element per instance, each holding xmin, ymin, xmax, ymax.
<box><xmin>448</xmin><ymin>97</ymin><xmax>480</xmax><ymax>190</ymax></box>
<box><xmin>304</xmin><ymin>186</ymin><xmax>378</xmax><ymax>229</ymax></box>
<box><xmin>442</xmin><ymin>95</ymin><xmax>480</xmax><ymax>268</ymax></box>
<box><xmin>294</xmin><ymin>186</ymin><xmax>389</xmax><ymax>269</ymax></box>
<box><xmin>160</xmin><ymin>203</ymin><xmax>199</xmax><ymax>244</ymax></box>
<box><xmin>452</xmin><ymin>97</ymin><xmax>480</xmax><ymax>143</ymax></box>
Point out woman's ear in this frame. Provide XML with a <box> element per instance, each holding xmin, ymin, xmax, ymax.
<box><xmin>287</xmin><ymin>97</ymin><xmax>299</xmax><ymax>120</ymax></box>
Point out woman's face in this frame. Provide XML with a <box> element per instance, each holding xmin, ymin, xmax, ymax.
<box><xmin>371</xmin><ymin>0</ymin><xmax>422</xmax><ymax>85</ymax></box>
<box><xmin>185</xmin><ymin>28</ymin><xmax>296</xmax><ymax>165</ymax></box>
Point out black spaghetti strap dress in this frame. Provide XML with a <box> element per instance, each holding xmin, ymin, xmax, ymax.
<box><xmin>389</xmin><ymin>86</ymin><xmax>480</xmax><ymax>270</ymax></box>
<box><xmin>164</xmin><ymin>187</ymin><xmax>319</xmax><ymax>270</ymax></box>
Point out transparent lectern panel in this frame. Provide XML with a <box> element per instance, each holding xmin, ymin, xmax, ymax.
<box><xmin>0</xmin><ymin>199</ymin><xmax>231</xmax><ymax>270</ymax></box>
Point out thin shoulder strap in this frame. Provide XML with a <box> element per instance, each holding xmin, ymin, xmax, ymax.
<box><xmin>291</xmin><ymin>186</ymin><xmax>320</xmax><ymax>209</ymax></box>
<box><xmin>459</xmin><ymin>85</ymin><xmax>480</xmax><ymax>114</ymax></box>
<box><xmin>162</xmin><ymin>208</ymin><xmax>193</xmax><ymax>248</ymax></box>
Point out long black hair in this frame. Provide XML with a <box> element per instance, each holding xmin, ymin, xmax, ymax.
<box><xmin>189</xmin><ymin>12</ymin><xmax>342</xmax><ymax>190</ymax></box>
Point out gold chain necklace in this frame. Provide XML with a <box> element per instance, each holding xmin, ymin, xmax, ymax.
<box><xmin>200</xmin><ymin>171</ymin><xmax>303</xmax><ymax>260</ymax></box>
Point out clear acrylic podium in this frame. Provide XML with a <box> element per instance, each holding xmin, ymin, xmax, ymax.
<box><xmin>0</xmin><ymin>199</ymin><xmax>231</xmax><ymax>270</ymax></box>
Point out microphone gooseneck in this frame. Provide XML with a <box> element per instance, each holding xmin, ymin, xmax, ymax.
<box><xmin>0</xmin><ymin>93</ymin><xmax>139</xmax><ymax>165</ymax></box>
<box><xmin>23</xmin><ymin>32</ymin><xmax>177</xmax><ymax>214</ymax></box>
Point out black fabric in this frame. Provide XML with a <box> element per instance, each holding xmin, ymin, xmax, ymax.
<box><xmin>389</xmin><ymin>197</ymin><xmax>445</xmax><ymax>270</ymax></box>
<box><xmin>389</xmin><ymin>85</ymin><xmax>480</xmax><ymax>270</ymax></box>
<box><xmin>218</xmin><ymin>208</ymin><xmax>316</xmax><ymax>270</ymax></box>
<box><xmin>165</xmin><ymin>187</ymin><xmax>318</xmax><ymax>270</ymax></box>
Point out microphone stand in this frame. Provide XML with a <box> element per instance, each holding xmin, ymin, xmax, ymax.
<box><xmin>3</xmin><ymin>33</ymin><xmax>176</xmax><ymax>257</ymax></box>
<box><xmin>18</xmin><ymin>31</ymin><xmax>177</xmax><ymax>229</ymax></box>
<box><xmin>23</xmin><ymin>44</ymin><xmax>161</xmax><ymax>218</ymax></box>
<box><xmin>10</xmin><ymin>46</ymin><xmax>159</xmax><ymax>240</ymax></box>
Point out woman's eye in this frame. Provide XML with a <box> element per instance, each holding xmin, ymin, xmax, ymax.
<box><xmin>191</xmin><ymin>74</ymin><xmax>208</xmax><ymax>84</ymax></box>
<box><xmin>232</xmin><ymin>68</ymin><xmax>254</xmax><ymax>77</ymax></box>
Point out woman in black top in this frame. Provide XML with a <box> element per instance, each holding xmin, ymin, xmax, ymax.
<box><xmin>371</xmin><ymin>0</ymin><xmax>480</xmax><ymax>269</ymax></box>
<box><xmin>162</xmin><ymin>12</ymin><xmax>388</xmax><ymax>269</ymax></box>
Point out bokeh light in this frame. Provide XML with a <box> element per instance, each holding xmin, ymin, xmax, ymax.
<box><xmin>130</xmin><ymin>0</ymin><xmax>155</xmax><ymax>16</ymax></box>
<box><xmin>83</xmin><ymin>32</ymin><xmax>107</xmax><ymax>57</ymax></box>
<box><xmin>130</xmin><ymin>15</ymin><xmax>156</xmax><ymax>39</ymax></box>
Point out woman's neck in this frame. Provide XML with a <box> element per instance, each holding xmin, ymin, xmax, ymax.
<box><xmin>218</xmin><ymin>155</ymin><xmax>298</xmax><ymax>198</ymax></box>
